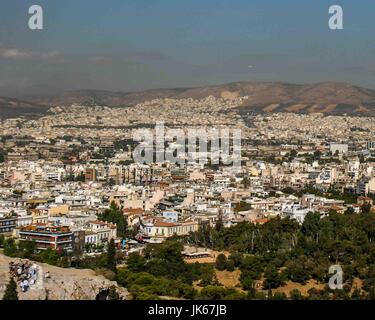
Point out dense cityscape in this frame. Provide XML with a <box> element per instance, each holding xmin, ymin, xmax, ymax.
<box><xmin>2</xmin><ymin>1</ymin><xmax>375</xmax><ymax>309</ymax></box>
<box><xmin>1</xmin><ymin>94</ymin><xmax>375</xmax><ymax>300</ymax></box>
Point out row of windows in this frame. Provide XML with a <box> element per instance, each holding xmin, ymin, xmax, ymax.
<box><xmin>153</xmin><ymin>225</ymin><xmax>196</xmax><ymax>235</ymax></box>
<box><xmin>86</xmin><ymin>236</ymin><xmax>97</xmax><ymax>243</ymax></box>
<box><xmin>0</xmin><ymin>220</ymin><xmax>16</xmax><ymax>226</ymax></box>
<box><xmin>86</xmin><ymin>233</ymin><xmax>110</xmax><ymax>242</ymax></box>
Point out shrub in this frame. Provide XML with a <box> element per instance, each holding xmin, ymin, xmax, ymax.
<box><xmin>215</xmin><ymin>254</ymin><xmax>227</xmax><ymax>271</ymax></box>
<box><xmin>226</xmin><ymin>259</ymin><xmax>235</xmax><ymax>272</ymax></box>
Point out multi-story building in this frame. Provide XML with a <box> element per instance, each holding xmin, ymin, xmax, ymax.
<box><xmin>0</xmin><ymin>213</ymin><xmax>17</xmax><ymax>234</ymax></box>
<box><xmin>139</xmin><ymin>216</ymin><xmax>198</xmax><ymax>240</ymax></box>
<box><xmin>85</xmin><ymin>220</ymin><xmax>117</xmax><ymax>244</ymax></box>
<box><xmin>17</xmin><ymin>224</ymin><xmax>74</xmax><ymax>251</ymax></box>
<box><xmin>357</xmin><ymin>177</ymin><xmax>375</xmax><ymax>195</ymax></box>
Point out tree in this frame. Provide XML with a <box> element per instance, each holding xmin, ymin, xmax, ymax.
<box><xmin>0</xmin><ymin>149</ymin><xmax>5</xmax><ymax>163</ymax></box>
<box><xmin>199</xmin><ymin>271</ymin><xmax>215</xmax><ymax>287</ymax></box>
<box><xmin>3</xmin><ymin>238</ymin><xmax>17</xmax><ymax>257</ymax></box>
<box><xmin>199</xmin><ymin>286</ymin><xmax>233</xmax><ymax>300</ymax></box>
<box><xmin>263</xmin><ymin>266</ymin><xmax>284</xmax><ymax>289</ymax></box>
<box><xmin>301</xmin><ymin>212</ymin><xmax>321</xmax><ymax>242</ymax></box>
<box><xmin>240</xmin><ymin>256</ymin><xmax>263</xmax><ymax>280</ymax></box>
<box><xmin>271</xmin><ymin>292</ymin><xmax>287</xmax><ymax>300</ymax></box>
<box><xmin>226</xmin><ymin>259</ymin><xmax>235</xmax><ymax>272</ymax></box>
<box><xmin>289</xmin><ymin>289</ymin><xmax>304</xmax><ymax>300</ymax></box>
<box><xmin>290</xmin><ymin>150</ymin><xmax>298</xmax><ymax>159</ymax></box>
<box><xmin>234</xmin><ymin>201</ymin><xmax>252</xmax><ymax>213</ymax></box>
<box><xmin>215</xmin><ymin>254</ymin><xmax>227</xmax><ymax>271</ymax></box>
<box><xmin>241</xmin><ymin>275</ymin><xmax>255</xmax><ymax>291</ymax></box>
<box><xmin>247</xmin><ymin>286</ymin><xmax>256</xmax><ymax>299</ymax></box>
<box><xmin>313</xmin><ymin>150</ymin><xmax>322</xmax><ymax>160</ymax></box>
<box><xmin>107</xmin><ymin>239</ymin><xmax>117</xmax><ymax>272</ymax></box>
<box><xmin>99</xmin><ymin>202</ymin><xmax>127</xmax><ymax>238</ymax></box>
<box><xmin>108</xmin><ymin>178</ymin><xmax>116</xmax><ymax>187</ymax></box>
<box><xmin>366</xmin><ymin>286</ymin><xmax>375</xmax><ymax>300</ymax></box>
<box><xmin>107</xmin><ymin>286</ymin><xmax>121</xmax><ymax>300</ymax></box>
<box><xmin>243</xmin><ymin>176</ymin><xmax>250</xmax><ymax>188</ymax></box>
<box><xmin>145</xmin><ymin>240</ymin><xmax>190</xmax><ymax>282</ymax></box>
<box><xmin>228</xmin><ymin>252</ymin><xmax>243</xmax><ymax>267</ymax></box>
<box><xmin>345</xmin><ymin>207</ymin><xmax>355</xmax><ymax>215</ymax></box>
<box><xmin>362</xmin><ymin>203</ymin><xmax>372</xmax><ymax>214</ymax></box>
<box><xmin>285</xmin><ymin>259</ymin><xmax>311</xmax><ymax>284</ymax></box>
<box><xmin>3</xmin><ymin>277</ymin><xmax>18</xmax><ymax>300</ymax></box>
<box><xmin>215</xmin><ymin>215</ymin><xmax>224</xmax><ymax>232</ymax></box>
<box><xmin>39</xmin><ymin>248</ymin><xmax>59</xmax><ymax>265</ymax></box>
<box><xmin>18</xmin><ymin>240</ymin><xmax>36</xmax><ymax>259</ymax></box>
<box><xmin>126</xmin><ymin>252</ymin><xmax>146</xmax><ymax>273</ymax></box>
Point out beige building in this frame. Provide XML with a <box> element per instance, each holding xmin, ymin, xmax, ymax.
<box><xmin>48</xmin><ymin>204</ymin><xmax>70</xmax><ymax>216</ymax></box>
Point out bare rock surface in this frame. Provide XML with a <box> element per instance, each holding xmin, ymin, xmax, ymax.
<box><xmin>0</xmin><ymin>252</ymin><xmax>129</xmax><ymax>300</ymax></box>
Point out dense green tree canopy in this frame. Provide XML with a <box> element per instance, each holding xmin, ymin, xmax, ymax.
<box><xmin>98</xmin><ymin>201</ymin><xmax>127</xmax><ymax>238</ymax></box>
<box><xmin>3</xmin><ymin>278</ymin><xmax>18</xmax><ymax>300</ymax></box>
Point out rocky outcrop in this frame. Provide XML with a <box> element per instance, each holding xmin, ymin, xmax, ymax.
<box><xmin>0</xmin><ymin>253</ymin><xmax>129</xmax><ymax>300</ymax></box>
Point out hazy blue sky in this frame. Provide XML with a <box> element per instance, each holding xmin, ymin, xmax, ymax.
<box><xmin>0</xmin><ymin>0</ymin><xmax>375</xmax><ymax>96</ymax></box>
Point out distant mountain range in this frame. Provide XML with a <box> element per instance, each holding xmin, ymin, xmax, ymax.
<box><xmin>2</xmin><ymin>81</ymin><xmax>375</xmax><ymax>118</ymax></box>
<box><xmin>0</xmin><ymin>96</ymin><xmax>47</xmax><ymax>118</ymax></box>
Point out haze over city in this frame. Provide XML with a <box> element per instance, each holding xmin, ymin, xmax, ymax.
<box><xmin>2</xmin><ymin>0</ymin><xmax>375</xmax><ymax>306</ymax></box>
<box><xmin>1</xmin><ymin>0</ymin><xmax>375</xmax><ymax>97</ymax></box>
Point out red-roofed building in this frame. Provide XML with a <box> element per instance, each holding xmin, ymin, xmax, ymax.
<box><xmin>85</xmin><ymin>220</ymin><xmax>117</xmax><ymax>244</ymax></box>
<box><xmin>253</xmin><ymin>218</ymin><xmax>271</xmax><ymax>225</ymax></box>
<box><xmin>139</xmin><ymin>216</ymin><xmax>198</xmax><ymax>240</ymax></box>
<box><xmin>123</xmin><ymin>208</ymin><xmax>144</xmax><ymax>226</ymax></box>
